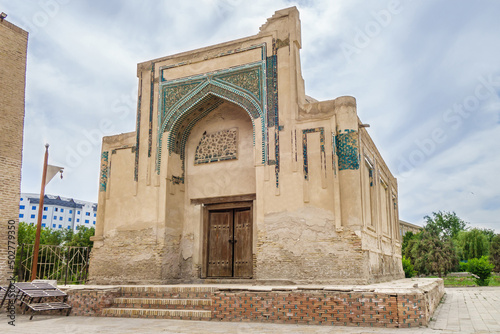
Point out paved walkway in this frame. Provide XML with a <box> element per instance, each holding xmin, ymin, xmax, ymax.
<box><xmin>1</xmin><ymin>287</ymin><xmax>499</xmax><ymax>333</ymax></box>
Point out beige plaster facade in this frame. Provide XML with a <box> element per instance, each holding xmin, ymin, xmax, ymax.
<box><xmin>89</xmin><ymin>7</ymin><xmax>404</xmax><ymax>285</ymax></box>
<box><xmin>0</xmin><ymin>17</ymin><xmax>28</xmax><ymax>285</ymax></box>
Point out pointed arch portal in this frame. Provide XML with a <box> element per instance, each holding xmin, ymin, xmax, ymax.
<box><xmin>156</xmin><ymin>55</ymin><xmax>279</xmax><ymax>184</ymax></box>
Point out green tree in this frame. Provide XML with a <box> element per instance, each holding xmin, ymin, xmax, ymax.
<box><xmin>490</xmin><ymin>234</ymin><xmax>500</xmax><ymax>272</ymax></box>
<box><xmin>17</xmin><ymin>221</ymin><xmax>36</xmax><ymax>245</ymax></box>
<box><xmin>457</xmin><ymin>229</ymin><xmax>490</xmax><ymax>261</ymax></box>
<box><xmin>66</xmin><ymin>227</ymin><xmax>95</xmax><ymax>249</ymax></box>
<box><xmin>479</xmin><ymin>228</ymin><xmax>496</xmax><ymax>243</ymax></box>
<box><xmin>424</xmin><ymin>211</ymin><xmax>468</xmax><ymax>240</ymax></box>
<box><xmin>467</xmin><ymin>256</ymin><xmax>494</xmax><ymax>286</ymax></box>
<box><xmin>407</xmin><ymin>224</ymin><xmax>458</xmax><ymax>277</ymax></box>
<box><xmin>17</xmin><ymin>222</ymin><xmax>64</xmax><ymax>245</ymax></box>
<box><xmin>402</xmin><ymin>231</ymin><xmax>418</xmax><ymax>255</ymax></box>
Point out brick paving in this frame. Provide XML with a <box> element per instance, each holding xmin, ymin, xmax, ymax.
<box><xmin>1</xmin><ymin>287</ymin><xmax>499</xmax><ymax>333</ymax></box>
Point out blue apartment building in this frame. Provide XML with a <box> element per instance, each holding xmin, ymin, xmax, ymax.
<box><xmin>19</xmin><ymin>193</ymin><xmax>97</xmax><ymax>231</ymax></box>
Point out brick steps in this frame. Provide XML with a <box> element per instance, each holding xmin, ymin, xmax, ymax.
<box><xmin>102</xmin><ymin>307</ymin><xmax>211</xmax><ymax>319</ymax></box>
<box><xmin>113</xmin><ymin>297</ymin><xmax>211</xmax><ymax>310</ymax></box>
<box><xmin>102</xmin><ymin>286</ymin><xmax>214</xmax><ymax>320</ymax></box>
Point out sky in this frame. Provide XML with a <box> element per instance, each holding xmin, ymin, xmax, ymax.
<box><xmin>2</xmin><ymin>0</ymin><xmax>499</xmax><ymax>232</ymax></box>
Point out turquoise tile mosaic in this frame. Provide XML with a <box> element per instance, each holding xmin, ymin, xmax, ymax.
<box><xmin>149</xmin><ymin>42</ymin><xmax>283</xmax><ymax>187</ymax></box>
<box><xmin>336</xmin><ymin>129</ymin><xmax>360</xmax><ymax>170</ymax></box>
<box><xmin>156</xmin><ymin>58</ymin><xmax>269</xmax><ymax>182</ymax></box>
<box><xmin>99</xmin><ymin>151</ymin><xmax>109</xmax><ymax>192</ymax></box>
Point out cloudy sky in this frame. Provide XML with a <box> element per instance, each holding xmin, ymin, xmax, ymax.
<box><xmin>2</xmin><ymin>0</ymin><xmax>499</xmax><ymax>232</ymax></box>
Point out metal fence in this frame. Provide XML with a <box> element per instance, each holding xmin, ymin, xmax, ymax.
<box><xmin>15</xmin><ymin>244</ymin><xmax>90</xmax><ymax>284</ymax></box>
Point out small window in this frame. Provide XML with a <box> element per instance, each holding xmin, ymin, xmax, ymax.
<box><xmin>55</xmin><ymin>208</ymin><xmax>58</xmax><ymax>212</ymax></box>
<box><xmin>58</xmin><ymin>224</ymin><xmax>62</xmax><ymax>228</ymax></box>
<box><xmin>30</xmin><ymin>214</ymin><xmax>35</xmax><ymax>219</ymax></box>
<box><xmin>93</xmin><ymin>221</ymin><xmax>96</xmax><ymax>225</ymax></box>
<box><xmin>85</xmin><ymin>219</ymin><xmax>89</xmax><ymax>224</ymax></box>
<box><xmin>59</xmin><ymin>217</ymin><xmax>63</xmax><ymax>221</ymax></box>
<box><xmin>30</xmin><ymin>223</ymin><xmax>34</xmax><ymax>226</ymax></box>
<box><xmin>67</xmin><ymin>226</ymin><xmax>71</xmax><ymax>230</ymax></box>
<box><xmin>94</xmin><ymin>213</ymin><xmax>96</xmax><ymax>217</ymax></box>
<box><xmin>20</xmin><ymin>198</ymin><xmax>23</xmax><ymax>201</ymax></box>
<box><xmin>69</xmin><ymin>210</ymin><xmax>73</xmax><ymax>214</ymax></box>
<box><xmin>76</xmin><ymin>226</ymin><xmax>79</xmax><ymax>230</ymax></box>
<box><xmin>44</xmin><ymin>207</ymin><xmax>48</xmax><ymax>211</ymax></box>
<box><xmin>54</xmin><ymin>216</ymin><xmax>57</xmax><ymax>220</ymax></box>
<box><xmin>42</xmin><ymin>223</ymin><xmax>46</xmax><ymax>227</ymax></box>
<box><xmin>61</xmin><ymin>208</ymin><xmax>64</xmax><ymax>213</ymax></box>
<box><xmin>42</xmin><ymin>215</ymin><xmax>47</xmax><ymax>219</ymax></box>
<box><xmin>77</xmin><ymin>211</ymin><xmax>80</xmax><ymax>214</ymax></box>
<box><xmin>52</xmin><ymin>224</ymin><xmax>56</xmax><ymax>228</ymax></box>
<box><xmin>32</xmin><ymin>206</ymin><xmax>36</xmax><ymax>210</ymax></box>
<box><xmin>19</xmin><ymin>213</ymin><xmax>24</xmax><ymax>218</ymax></box>
<box><xmin>77</xmin><ymin>218</ymin><xmax>80</xmax><ymax>222</ymax></box>
<box><xmin>20</xmin><ymin>205</ymin><xmax>25</xmax><ymax>210</ymax></box>
<box><xmin>69</xmin><ymin>218</ymin><xmax>72</xmax><ymax>222</ymax></box>
<box><xmin>86</xmin><ymin>212</ymin><xmax>90</xmax><ymax>216</ymax></box>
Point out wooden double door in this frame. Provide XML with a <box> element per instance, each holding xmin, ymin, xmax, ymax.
<box><xmin>204</xmin><ymin>203</ymin><xmax>253</xmax><ymax>278</ymax></box>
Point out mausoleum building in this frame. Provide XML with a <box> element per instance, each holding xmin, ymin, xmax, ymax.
<box><xmin>89</xmin><ymin>7</ymin><xmax>404</xmax><ymax>285</ymax></box>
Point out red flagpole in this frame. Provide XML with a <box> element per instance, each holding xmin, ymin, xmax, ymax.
<box><xmin>30</xmin><ymin>144</ymin><xmax>49</xmax><ymax>281</ymax></box>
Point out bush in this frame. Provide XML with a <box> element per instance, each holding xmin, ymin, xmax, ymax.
<box><xmin>402</xmin><ymin>256</ymin><xmax>416</xmax><ymax>278</ymax></box>
<box><xmin>459</xmin><ymin>261</ymin><xmax>469</xmax><ymax>272</ymax></box>
<box><xmin>467</xmin><ymin>256</ymin><xmax>494</xmax><ymax>286</ymax></box>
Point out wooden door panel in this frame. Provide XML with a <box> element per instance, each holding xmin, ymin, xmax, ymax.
<box><xmin>233</xmin><ymin>208</ymin><xmax>253</xmax><ymax>277</ymax></box>
<box><xmin>207</xmin><ymin>210</ymin><xmax>232</xmax><ymax>277</ymax></box>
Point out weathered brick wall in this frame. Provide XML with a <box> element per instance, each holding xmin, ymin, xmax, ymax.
<box><xmin>63</xmin><ymin>288</ymin><xmax>120</xmax><ymax>316</ymax></box>
<box><xmin>0</xmin><ymin>19</ymin><xmax>28</xmax><ymax>286</ymax></box>
<box><xmin>88</xmin><ymin>229</ymin><xmax>164</xmax><ymax>284</ymax></box>
<box><xmin>212</xmin><ymin>289</ymin><xmax>431</xmax><ymax>328</ymax></box>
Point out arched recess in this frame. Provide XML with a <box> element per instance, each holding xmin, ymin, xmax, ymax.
<box><xmin>157</xmin><ymin>79</ymin><xmax>268</xmax><ymax>182</ymax></box>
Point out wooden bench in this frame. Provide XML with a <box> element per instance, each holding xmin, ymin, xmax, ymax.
<box><xmin>1</xmin><ymin>282</ymin><xmax>72</xmax><ymax>320</ymax></box>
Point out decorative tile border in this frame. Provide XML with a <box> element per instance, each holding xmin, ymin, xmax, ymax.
<box><xmin>267</xmin><ymin>54</ymin><xmax>280</xmax><ymax>189</ymax></box>
<box><xmin>302</xmin><ymin>128</ymin><xmax>325</xmax><ymax>181</ymax></box>
<box><xmin>99</xmin><ymin>151</ymin><xmax>109</xmax><ymax>192</ymax></box>
<box><xmin>148</xmin><ymin>64</ymin><xmax>155</xmax><ymax>158</ymax></box>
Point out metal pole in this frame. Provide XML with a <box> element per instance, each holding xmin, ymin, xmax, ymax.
<box><xmin>30</xmin><ymin>144</ymin><xmax>49</xmax><ymax>281</ymax></box>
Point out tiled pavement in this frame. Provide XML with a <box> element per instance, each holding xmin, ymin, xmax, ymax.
<box><xmin>1</xmin><ymin>287</ymin><xmax>499</xmax><ymax>333</ymax></box>
<box><xmin>429</xmin><ymin>287</ymin><xmax>500</xmax><ymax>333</ymax></box>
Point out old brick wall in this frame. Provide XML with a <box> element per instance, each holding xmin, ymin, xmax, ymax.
<box><xmin>0</xmin><ymin>19</ymin><xmax>28</xmax><ymax>285</ymax></box>
<box><xmin>88</xmin><ymin>229</ymin><xmax>165</xmax><ymax>284</ymax></box>
<box><xmin>212</xmin><ymin>289</ymin><xmax>431</xmax><ymax>328</ymax></box>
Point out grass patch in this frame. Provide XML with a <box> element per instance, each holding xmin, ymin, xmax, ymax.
<box><xmin>427</xmin><ymin>275</ymin><xmax>500</xmax><ymax>286</ymax></box>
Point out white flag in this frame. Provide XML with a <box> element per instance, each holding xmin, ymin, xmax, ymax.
<box><xmin>45</xmin><ymin>165</ymin><xmax>64</xmax><ymax>186</ymax></box>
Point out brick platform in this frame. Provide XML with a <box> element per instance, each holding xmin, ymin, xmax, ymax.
<box><xmin>53</xmin><ymin>278</ymin><xmax>443</xmax><ymax>329</ymax></box>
